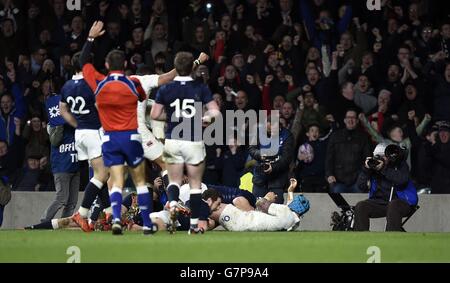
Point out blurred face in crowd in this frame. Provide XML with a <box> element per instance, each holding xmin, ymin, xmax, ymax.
<box><xmin>267</xmin><ymin>119</ymin><xmax>281</xmax><ymax>135</ymax></box>
<box><xmin>387</xmin><ymin>65</ymin><xmax>400</xmax><ymax>82</ymax></box>
<box><xmin>281</xmin><ymin>35</ymin><xmax>292</xmax><ymax>51</ymax></box>
<box><xmin>1</xmin><ymin>19</ymin><xmax>14</xmax><ymax>37</ymax></box>
<box><xmin>344</xmin><ymin>110</ymin><xmax>358</xmax><ymax>130</ymax></box>
<box><xmin>387</xmin><ymin>18</ymin><xmax>398</xmax><ymax>34</ymax></box>
<box><xmin>408</xmin><ymin>3</ymin><xmax>419</xmax><ymax>21</ymax></box>
<box><xmin>235</xmin><ymin>91</ymin><xmax>248</xmax><ymax>110</ymax></box>
<box><xmin>71</xmin><ymin>16</ymin><xmax>83</xmax><ymax>35</ymax></box>
<box><xmin>421</xmin><ymin>26</ymin><xmax>433</xmax><ymax>42</ymax></box>
<box><xmin>306</xmin><ymin>125</ymin><xmax>320</xmax><ymax>141</ymax></box>
<box><xmin>195</xmin><ymin>26</ymin><xmax>205</xmax><ymax>43</ymax></box>
<box><xmin>306</xmin><ymin>47</ymin><xmax>320</xmax><ymax>61</ymax></box>
<box><xmin>362</xmin><ymin>53</ymin><xmax>373</xmax><ymax>67</ymax></box>
<box><xmin>107</xmin><ymin>22</ymin><xmax>120</xmax><ymax>38</ymax></box>
<box><xmin>281</xmin><ymin>102</ymin><xmax>294</xmax><ymax>120</ymax></box>
<box><xmin>152</xmin><ymin>0</ymin><xmax>165</xmax><ymax>15</ymax></box>
<box><xmin>39</xmin><ymin>30</ymin><xmax>51</xmax><ymax>45</ymax></box>
<box><xmin>153</xmin><ymin>23</ymin><xmax>166</xmax><ymax>40</ymax></box>
<box><xmin>1</xmin><ymin>95</ymin><xmax>13</xmax><ymax>115</ymax></box>
<box><xmin>341</xmin><ymin>82</ymin><xmax>354</xmax><ymax>100</ymax></box>
<box><xmin>60</xmin><ymin>54</ymin><xmax>71</xmax><ymax>69</ymax></box>
<box><xmin>43</xmin><ymin>59</ymin><xmax>55</xmax><ymax>73</ymax></box>
<box><xmin>256</xmin><ymin>0</ymin><xmax>268</xmax><ymax>12</ymax></box>
<box><xmin>405</xmin><ymin>84</ymin><xmax>417</xmax><ymax>100</ymax></box>
<box><xmin>224</xmin><ymin>65</ymin><xmax>236</xmax><ymax>80</ymax></box>
<box><xmin>41</xmin><ymin>80</ymin><xmax>52</xmax><ymax>96</ymax></box>
<box><xmin>273</xmin><ymin>95</ymin><xmax>285</xmax><ymax>111</ymax></box>
<box><xmin>357</xmin><ymin>75</ymin><xmax>370</xmax><ymax>93</ymax></box>
<box><xmin>132</xmin><ymin>0</ymin><xmax>142</xmax><ymax>15</ymax></box>
<box><xmin>221</xmin><ymin>15</ymin><xmax>232</xmax><ymax>31</ymax></box>
<box><xmin>306</xmin><ymin>68</ymin><xmax>320</xmax><ymax>85</ymax></box>
<box><xmin>30</xmin><ymin>117</ymin><xmax>42</xmax><ymax>132</ymax></box>
<box><xmin>389</xmin><ymin>127</ymin><xmax>404</xmax><ymax>143</ymax></box>
<box><xmin>232</xmin><ymin>54</ymin><xmax>245</xmax><ymax>69</ymax></box>
<box><xmin>267</xmin><ymin>53</ymin><xmax>279</xmax><ymax>69</ymax></box>
<box><xmin>439</xmin><ymin>130</ymin><xmax>450</xmax><ymax>144</ymax></box>
<box><xmin>196</xmin><ymin>64</ymin><xmax>209</xmax><ymax>82</ymax></box>
<box><xmin>245</xmin><ymin>25</ymin><xmax>255</xmax><ymax>39</ymax></box>
<box><xmin>378</xmin><ymin>90</ymin><xmax>391</xmax><ymax>108</ymax></box>
<box><xmin>53</xmin><ymin>0</ymin><xmax>65</xmax><ymax>17</ymax></box>
<box><xmin>275</xmin><ymin>66</ymin><xmax>285</xmax><ymax>81</ymax></box>
<box><xmin>34</xmin><ymin>48</ymin><xmax>48</xmax><ymax>65</ymax></box>
<box><xmin>0</xmin><ymin>141</ymin><xmax>7</xmax><ymax>157</ymax></box>
<box><xmin>445</xmin><ymin>64</ymin><xmax>450</xmax><ymax>82</ymax></box>
<box><xmin>132</xmin><ymin>27</ymin><xmax>144</xmax><ymax>44</ymax></box>
<box><xmin>213</xmin><ymin>93</ymin><xmax>224</xmax><ymax>109</ymax></box>
<box><xmin>441</xmin><ymin>24</ymin><xmax>450</xmax><ymax>40</ymax></box>
<box><xmin>279</xmin><ymin>0</ymin><xmax>292</xmax><ymax>12</ymax></box>
<box><xmin>27</xmin><ymin>158</ymin><xmax>40</xmax><ymax>170</ymax></box>
<box><xmin>397</xmin><ymin>47</ymin><xmax>410</xmax><ymax>63</ymax></box>
<box><xmin>304</xmin><ymin>92</ymin><xmax>315</xmax><ymax>107</ymax></box>
<box><xmin>340</xmin><ymin>32</ymin><xmax>353</xmax><ymax>50</ymax></box>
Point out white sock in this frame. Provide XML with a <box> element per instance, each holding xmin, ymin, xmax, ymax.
<box><xmin>78</xmin><ymin>207</ymin><xmax>89</xmax><ymax>218</ymax></box>
<box><xmin>51</xmin><ymin>219</ymin><xmax>59</xmax><ymax>230</ymax></box>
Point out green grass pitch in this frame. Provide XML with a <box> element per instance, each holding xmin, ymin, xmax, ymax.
<box><xmin>0</xmin><ymin>230</ymin><xmax>449</xmax><ymax>263</ymax></box>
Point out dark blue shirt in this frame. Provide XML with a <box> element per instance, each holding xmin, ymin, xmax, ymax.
<box><xmin>155</xmin><ymin>77</ymin><xmax>213</xmax><ymax>142</ymax></box>
<box><xmin>60</xmin><ymin>75</ymin><xmax>101</xmax><ymax>130</ymax></box>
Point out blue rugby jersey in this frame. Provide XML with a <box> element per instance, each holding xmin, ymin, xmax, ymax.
<box><xmin>155</xmin><ymin>76</ymin><xmax>213</xmax><ymax>142</ymax></box>
<box><xmin>60</xmin><ymin>74</ymin><xmax>102</xmax><ymax>130</ymax></box>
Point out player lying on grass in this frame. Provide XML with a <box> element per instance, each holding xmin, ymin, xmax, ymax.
<box><xmin>202</xmin><ymin>179</ymin><xmax>308</xmax><ymax>232</ymax></box>
<box><xmin>24</xmin><ymin>191</ymin><xmax>163</xmax><ymax>232</ymax></box>
<box><xmin>149</xmin><ymin>182</ymin><xmax>255</xmax><ymax>232</ymax></box>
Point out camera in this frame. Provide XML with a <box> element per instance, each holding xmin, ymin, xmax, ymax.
<box><xmin>261</xmin><ymin>155</ymin><xmax>278</xmax><ymax>171</ymax></box>
<box><xmin>384</xmin><ymin>144</ymin><xmax>406</xmax><ymax>166</ymax></box>
<box><xmin>367</xmin><ymin>156</ymin><xmax>384</xmax><ymax>170</ymax></box>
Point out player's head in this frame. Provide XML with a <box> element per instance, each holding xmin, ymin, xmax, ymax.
<box><xmin>174</xmin><ymin>52</ymin><xmax>194</xmax><ymax>76</ymax></box>
<box><xmin>202</xmin><ymin>189</ymin><xmax>222</xmax><ymax>212</ymax></box>
<box><xmin>105</xmin><ymin>49</ymin><xmax>126</xmax><ymax>71</ymax></box>
<box><xmin>71</xmin><ymin>52</ymin><xmax>83</xmax><ymax>73</ymax></box>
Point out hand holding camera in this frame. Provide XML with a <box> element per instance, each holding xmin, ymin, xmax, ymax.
<box><xmin>365</xmin><ymin>156</ymin><xmax>385</xmax><ymax>171</ymax></box>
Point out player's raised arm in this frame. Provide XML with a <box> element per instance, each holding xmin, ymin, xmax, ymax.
<box><xmin>156</xmin><ymin>52</ymin><xmax>210</xmax><ymax>87</ymax></box>
<box><xmin>79</xmin><ymin>21</ymin><xmax>105</xmax><ymax>67</ymax></box>
<box><xmin>79</xmin><ymin>21</ymin><xmax>106</xmax><ymax>91</ymax></box>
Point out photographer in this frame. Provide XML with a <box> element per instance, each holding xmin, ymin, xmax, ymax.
<box><xmin>249</xmin><ymin>117</ymin><xmax>294</xmax><ymax>204</ymax></box>
<box><xmin>354</xmin><ymin>143</ymin><xmax>418</xmax><ymax>231</ymax></box>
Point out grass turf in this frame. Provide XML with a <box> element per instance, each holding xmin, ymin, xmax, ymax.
<box><xmin>0</xmin><ymin>230</ymin><xmax>449</xmax><ymax>263</ymax></box>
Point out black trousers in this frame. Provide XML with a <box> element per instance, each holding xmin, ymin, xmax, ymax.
<box><xmin>354</xmin><ymin>199</ymin><xmax>413</xmax><ymax>231</ymax></box>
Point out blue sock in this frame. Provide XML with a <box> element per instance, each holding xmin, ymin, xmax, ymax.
<box><xmin>190</xmin><ymin>189</ymin><xmax>202</xmax><ymax>229</ymax></box>
<box><xmin>137</xmin><ymin>186</ymin><xmax>153</xmax><ymax>229</ymax></box>
<box><xmin>109</xmin><ymin>187</ymin><xmax>122</xmax><ymax>222</ymax></box>
<box><xmin>167</xmin><ymin>183</ymin><xmax>180</xmax><ymax>203</ymax></box>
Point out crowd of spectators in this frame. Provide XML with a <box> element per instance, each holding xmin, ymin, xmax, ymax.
<box><xmin>0</xmin><ymin>0</ymin><xmax>449</xmax><ymax>194</ymax></box>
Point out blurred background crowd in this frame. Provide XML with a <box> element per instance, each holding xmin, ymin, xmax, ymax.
<box><xmin>0</xmin><ymin>0</ymin><xmax>449</xmax><ymax>195</ymax></box>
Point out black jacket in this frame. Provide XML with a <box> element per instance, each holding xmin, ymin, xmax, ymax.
<box><xmin>249</xmin><ymin>128</ymin><xmax>295</xmax><ymax>190</ymax></box>
<box><xmin>326</xmin><ymin>128</ymin><xmax>371</xmax><ymax>185</ymax></box>
<box><xmin>356</xmin><ymin>161</ymin><xmax>410</xmax><ymax>203</ymax></box>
